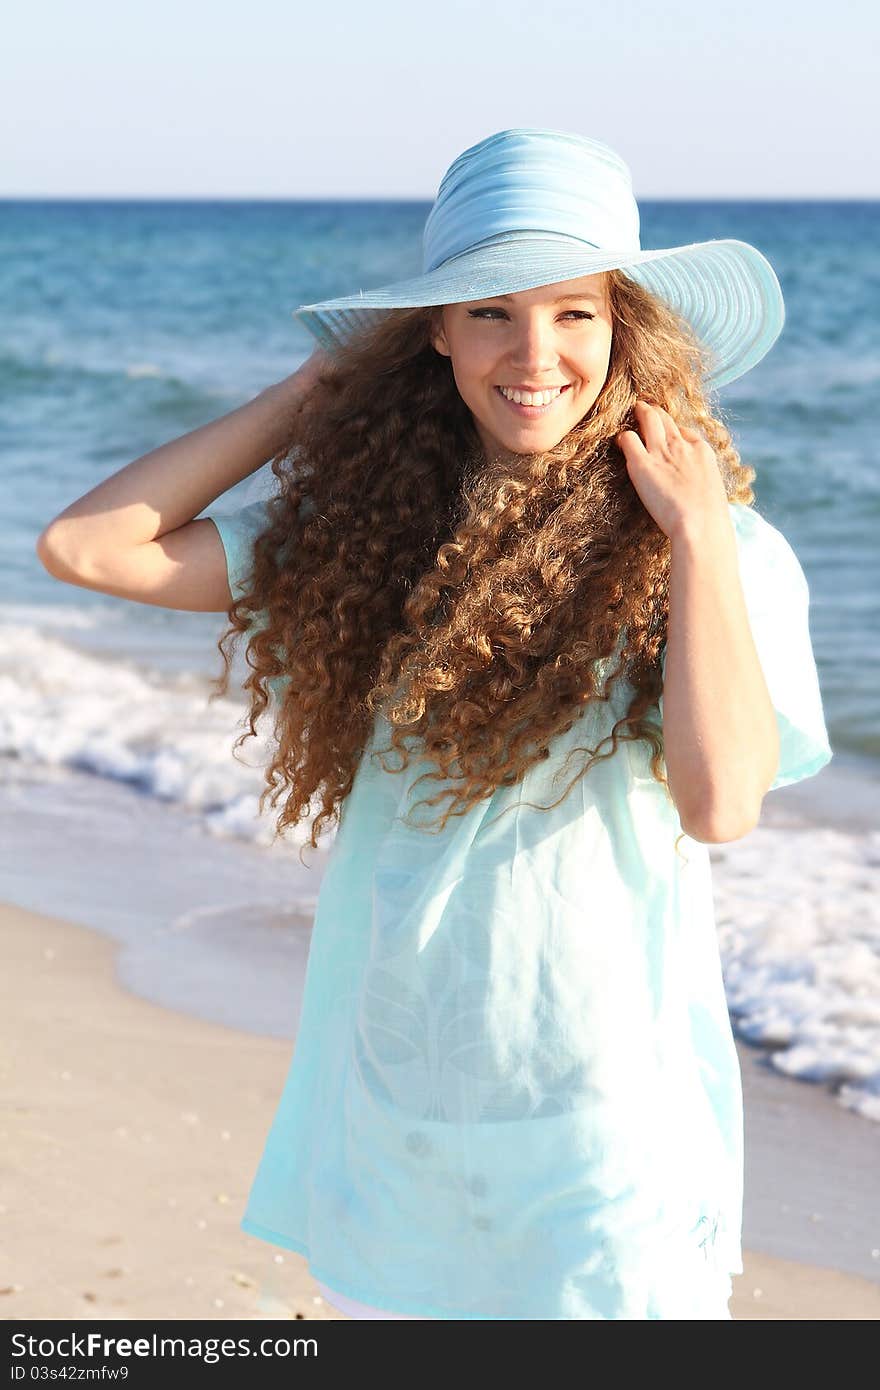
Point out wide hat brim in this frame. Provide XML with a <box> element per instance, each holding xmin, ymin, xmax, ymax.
<box><xmin>292</xmin><ymin>235</ymin><xmax>784</xmax><ymax>391</ymax></box>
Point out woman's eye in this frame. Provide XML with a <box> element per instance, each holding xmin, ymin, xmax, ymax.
<box><xmin>467</xmin><ymin>309</ymin><xmax>594</xmax><ymax>321</ymax></box>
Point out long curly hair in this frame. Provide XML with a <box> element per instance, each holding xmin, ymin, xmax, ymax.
<box><xmin>210</xmin><ymin>268</ymin><xmax>756</xmax><ymax>863</ymax></box>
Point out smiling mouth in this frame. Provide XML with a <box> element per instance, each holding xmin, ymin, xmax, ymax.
<box><xmin>494</xmin><ymin>384</ymin><xmax>572</xmax><ymax>415</ymax></box>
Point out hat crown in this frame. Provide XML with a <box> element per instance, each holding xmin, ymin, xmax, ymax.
<box><xmin>422</xmin><ymin>127</ymin><xmax>641</xmax><ymax>274</ymax></box>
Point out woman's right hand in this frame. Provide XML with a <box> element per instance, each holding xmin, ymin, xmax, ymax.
<box><xmin>36</xmin><ymin>346</ymin><xmax>338</xmax><ymax>613</ymax></box>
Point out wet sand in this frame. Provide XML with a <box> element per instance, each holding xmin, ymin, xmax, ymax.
<box><xmin>2</xmin><ymin>900</ymin><xmax>878</xmax><ymax>1321</ymax></box>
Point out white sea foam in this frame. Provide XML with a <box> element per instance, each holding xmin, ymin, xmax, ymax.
<box><xmin>711</xmin><ymin>815</ymin><xmax>880</xmax><ymax>1124</ymax></box>
<box><xmin>0</xmin><ymin>617</ymin><xmax>335</xmax><ymax>854</ymax></box>
<box><xmin>0</xmin><ymin>601</ymin><xmax>112</xmax><ymax>631</ymax></box>
<box><xmin>125</xmin><ymin>362</ymin><xmax>164</xmax><ymax>378</ymax></box>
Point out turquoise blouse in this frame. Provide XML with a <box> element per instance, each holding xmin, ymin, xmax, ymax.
<box><xmin>204</xmin><ymin>497</ymin><xmax>832</xmax><ymax>1320</ymax></box>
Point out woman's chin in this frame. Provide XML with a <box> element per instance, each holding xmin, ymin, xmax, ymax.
<box><xmin>502</xmin><ymin>427</ymin><xmax>567</xmax><ymax>455</ymax></box>
<box><xmin>477</xmin><ymin>421</ymin><xmax>567</xmax><ymax>459</ymax></box>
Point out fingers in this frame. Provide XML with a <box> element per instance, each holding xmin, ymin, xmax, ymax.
<box><xmin>634</xmin><ymin>399</ymin><xmax>676</xmax><ymax>452</ymax></box>
<box><xmin>617</xmin><ymin>399</ymin><xmax>661</xmax><ymax>450</ymax></box>
<box><xmin>616</xmin><ymin>425</ymin><xmax>648</xmax><ymax>456</ymax></box>
<box><xmin>618</xmin><ymin>400</ymin><xmax>703</xmax><ymax>455</ymax></box>
<box><xmin>636</xmin><ymin>400</ymin><xmax>707</xmax><ymax>448</ymax></box>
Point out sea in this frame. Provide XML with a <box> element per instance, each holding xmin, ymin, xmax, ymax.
<box><xmin>1</xmin><ymin>197</ymin><xmax>878</xmax><ymax>1136</ymax></box>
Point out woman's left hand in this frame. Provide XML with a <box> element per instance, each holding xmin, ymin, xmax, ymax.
<box><xmin>616</xmin><ymin>400</ymin><xmax>730</xmax><ymax>542</ymax></box>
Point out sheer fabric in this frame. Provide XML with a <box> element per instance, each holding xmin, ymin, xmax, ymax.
<box><xmin>205</xmin><ymin>498</ymin><xmax>832</xmax><ymax>1319</ymax></box>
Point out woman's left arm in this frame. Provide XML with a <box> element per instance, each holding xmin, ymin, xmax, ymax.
<box><xmin>663</xmin><ymin>513</ymin><xmax>779</xmax><ymax>840</ymax></box>
<box><xmin>617</xmin><ymin>400</ymin><xmax>778</xmax><ymax>843</ymax></box>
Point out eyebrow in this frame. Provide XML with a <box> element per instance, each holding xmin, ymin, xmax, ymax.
<box><xmin>491</xmin><ymin>291</ymin><xmax>603</xmax><ymax>304</ymax></box>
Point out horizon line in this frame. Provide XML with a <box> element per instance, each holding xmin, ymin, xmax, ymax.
<box><xmin>1</xmin><ymin>193</ymin><xmax>877</xmax><ymax>203</ymax></box>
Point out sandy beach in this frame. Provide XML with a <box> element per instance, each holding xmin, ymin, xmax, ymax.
<box><xmin>2</xmin><ymin>899</ymin><xmax>878</xmax><ymax>1322</ymax></box>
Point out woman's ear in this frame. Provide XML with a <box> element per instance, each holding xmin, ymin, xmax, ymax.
<box><xmin>430</xmin><ymin>310</ymin><xmax>451</xmax><ymax>357</ymax></box>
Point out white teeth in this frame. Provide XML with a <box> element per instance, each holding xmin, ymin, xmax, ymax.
<box><xmin>499</xmin><ymin>385</ymin><xmax>564</xmax><ymax>405</ymax></box>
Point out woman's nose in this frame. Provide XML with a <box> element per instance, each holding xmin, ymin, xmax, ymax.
<box><xmin>506</xmin><ymin>319</ymin><xmax>559</xmax><ymax>372</ymax></box>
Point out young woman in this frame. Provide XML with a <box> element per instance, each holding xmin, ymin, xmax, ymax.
<box><xmin>38</xmin><ymin>129</ymin><xmax>832</xmax><ymax>1320</ymax></box>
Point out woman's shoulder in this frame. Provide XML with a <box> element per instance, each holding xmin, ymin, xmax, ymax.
<box><xmin>726</xmin><ymin>500</ymin><xmax>808</xmax><ymax>594</ymax></box>
<box><xmin>727</xmin><ymin>499</ymin><xmax>784</xmax><ymax>543</ymax></box>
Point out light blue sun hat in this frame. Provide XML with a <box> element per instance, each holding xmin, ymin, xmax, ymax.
<box><xmin>293</xmin><ymin>127</ymin><xmax>784</xmax><ymax>391</ymax></box>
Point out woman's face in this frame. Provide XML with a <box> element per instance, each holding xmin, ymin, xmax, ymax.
<box><xmin>432</xmin><ymin>272</ymin><xmax>613</xmax><ymax>459</ymax></box>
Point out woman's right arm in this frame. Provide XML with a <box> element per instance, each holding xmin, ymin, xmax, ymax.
<box><xmin>35</xmin><ymin>348</ymin><xmax>331</xmax><ymax>612</ymax></box>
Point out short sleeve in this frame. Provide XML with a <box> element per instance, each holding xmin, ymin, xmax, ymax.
<box><xmin>203</xmin><ymin>497</ymin><xmax>273</xmax><ymax>607</ymax></box>
<box><xmin>659</xmin><ymin>502</ymin><xmax>832</xmax><ymax>792</ymax></box>
<box><xmin>203</xmin><ymin>496</ymin><xmax>289</xmax><ymax>703</ymax></box>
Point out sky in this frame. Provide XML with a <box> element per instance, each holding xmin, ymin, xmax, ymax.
<box><xmin>3</xmin><ymin>0</ymin><xmax>877</xmax><ymax>199</ymax></box>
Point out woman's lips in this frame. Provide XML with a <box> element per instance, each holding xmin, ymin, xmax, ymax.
<box><xmin>494</xmin><ymin>384</ymin><xmax>572</xmax><ymax>417</ymax></box>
